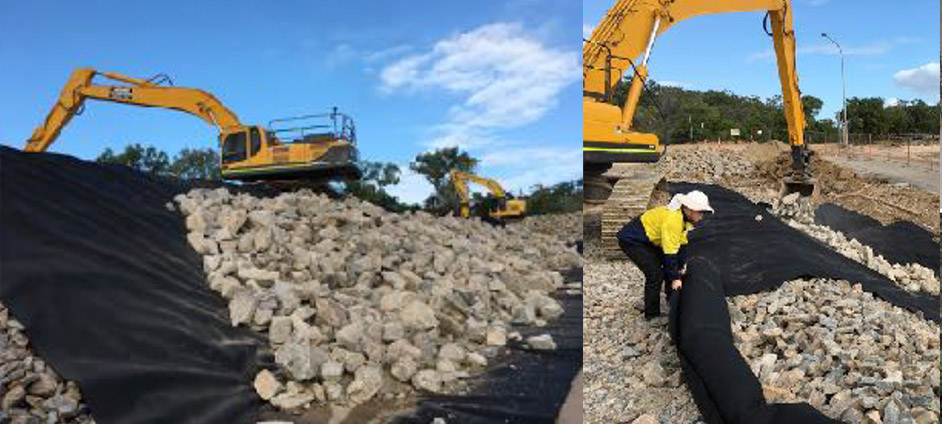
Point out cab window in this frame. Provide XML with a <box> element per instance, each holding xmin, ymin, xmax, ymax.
<box><xmin>222</xmin><ymin>132</ymin><xmax>247</xmax><ymax>163</ymax></box>
<box><xmin>250</xmin><ymin>127</ymin><xmax>262</xmax><ymax>156</ymax></box>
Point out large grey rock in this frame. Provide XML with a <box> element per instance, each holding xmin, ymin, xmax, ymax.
<box><xmin>321</xmin><ymin>361</ymin><xmax>344</xmax><ymax>381</ymax></box>
<box><xmin>335</xmin><ymin>323</ymin><xmax>362</xmax><ymax>352</ymax></box>
<box><xmin>248</xmin><ymin>210</ymin><xmax>275</xmax><ymax>228</ymax></box>
<box><xmin>269</xmin><ymin>316</ymin><xmax>293</xmax><ymax>344</ymax></box>
<box><xmin>400</xmin><ymin>300</ymin><xmax>438</xmax><ymax>330</ymax></box>
<box><xmin>274</xmin><ymin>341</ymin><xmax>319</xmax><ymax>381</ymax></box>
<box><xmin>229</xmin><ymin>289</ymin><xmax>258</xmax><ymax>326</ymax></box>
<box><xmin>412</xmin><ymin>369</ymin><xmax>442</xmax><ymax>393</ymax></box>
<box><xmin>270</xmin><ymin>391</ymin><xmax>314</xmax><ymax>410</ymax></box>
<box><xmin>437</xmin><ymin>343</ymin><xmax>466</xmax><ymax>363</ymax></box>
<box><xmin>346</xmin><ymin>365</ymin><xmax>383</xmax><ymax>404</ymax></box>
<box><xmin>526</xmin><ymin>334</ymin><xmax>556</xmax><ymax>350</ymax></box>
<box><xmin>391</xmin><ymin>357</ymin><xmax>419</xmax><ymax>382</ymax></box>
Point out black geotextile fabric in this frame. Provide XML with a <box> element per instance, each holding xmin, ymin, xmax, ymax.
<box><xmin>0</xmin><ymin>146</ymin><xmax>269</xmax><ymax>423</ymax></box>
<box><xmin>814</xmin><ymin>203</ymin><xmax>939</xmax><ymax>276</ymax></box>
<box><xmin>390</xmin><ymin>267</ymin><xmax>583</xmax><ymax>424</ymax></box>
<box><xmin>665</xmin><ymin>182</ymin><xmax>939</xmax><ymax>424</ymax></box>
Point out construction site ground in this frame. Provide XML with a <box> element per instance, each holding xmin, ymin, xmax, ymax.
<box><xmin>583</xmin><ymin>142</ymin><xmax>941</xmax><ymax>424</ymax></box>
<box><xmin>814</xmin><ymin>143</ymin><xmax>940</xmax><ymax>194</ymax></box>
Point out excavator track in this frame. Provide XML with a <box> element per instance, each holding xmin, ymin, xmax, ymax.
<box><xmin>600</xmin><ymin>164</ymin><xmax>669</xmax><ymax>259</ymax></box>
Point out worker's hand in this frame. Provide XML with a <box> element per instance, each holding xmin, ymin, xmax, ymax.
<box><xmin>680</xmin><ymin>265</ymin><xmax>687</xmax><ymax>276</ymax></box>
<box><xmin>671</xmin><ymin>279</ymin><xmax>683</xmax><ymax>290</ymax></box>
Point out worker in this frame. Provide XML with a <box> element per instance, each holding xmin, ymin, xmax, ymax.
<box><xmin>616</xmin><ymin>190</ymin><xmax>714</xmax><ymax>320</ymax></box>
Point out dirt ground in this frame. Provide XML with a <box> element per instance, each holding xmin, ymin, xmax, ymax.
<box><xmin>815</xmin><ymin>142</ymin><xmax>940</xmax><ymax>195</ymax></box>
<box><xmin>754</xmin><ymin>144</ymin><xmax>940</xmax><ymax>234</ymax></box>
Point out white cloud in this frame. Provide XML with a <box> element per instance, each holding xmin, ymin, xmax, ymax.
<box><xmin>385</xmin><ymin>167</ymin><xmax>434</xmax><ymax>205</ymax></box>
<box><xmin>746</xmin><ymin>50</ymin><xmax>775</xmax><ymax>62</ymax></box>
<box><xmin>325</xmin><ymin>43</ymin><xmax>357</xmax><ymax>69</ymax></box>
<box><xmin>480</xmin><ymin>147</ymin><xmax>581</xmax><ymax>167</ymax></box>
<box><xmin>893</xmin><ymin>62</ymin><xmax>940</xmax><ymax>97</ymax></box>
<box><xmin>583</xmin><ymin>24</ymin><xmax>594</xmax><ymax>39</ymax></box>
<box><xmin>425</xmin><ymin>126</ymin><xmax>496</xmax><ymax>149</ymax></box>
<box><xmin>894</xmin><ymin>36</ymin><xmax>922</xmax><ymax>45</ymax></box>
<box><xmin>364</xmin><ymin>44</ymin><xmax>414</xmax><ymax>63</ymax></box>
<box><xmin>802</xmin><ymin>42</ymin><xmax>891</xmax><ymax>56</ymax></box>
<box><xmin>747</xmin><ymin>40</ymin><xmax>898</xmax><ymax>63</ymax></box>
<box><xmin>479</xmin><ymin>147</ymin><xmax>582</xmax><ymax>193</ymax></box>
<box><xmin>379</xmin><ymin>22</ymin><xmax>580</xmax><ymax>150</ymax></box>
<box><xmin>883</xmin><ymin>97</ymin><xmax>900</xmax><ymax>107</ymax></box>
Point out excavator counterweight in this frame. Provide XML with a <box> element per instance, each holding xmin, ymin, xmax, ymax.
<box><xmin>25</xmin><ymin>68</ymin><xmax>361</xmax><ymax>183</ymax></box>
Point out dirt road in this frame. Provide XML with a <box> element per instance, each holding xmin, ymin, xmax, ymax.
<box><xmin>822</xmin><ymin>155</ymin><xmax>939</xmax><ymax>194</ymax></box>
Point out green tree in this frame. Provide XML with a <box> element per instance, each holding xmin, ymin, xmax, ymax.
<box><xmin>346</xmin><ymin>160</ymin><xmax>414</xmax><ymax>212</ymax></box>
<box><xmin>845</xmin><ymin>97</ymin><xmax>888</xmax><ymax>135</ymax></box>
<box><xmin>526</xmin><ymin>179</ymin><xmax>583</xmax><ymax>215</ymax></box>
<box><xmin>96</xmin><ymin>143</ymin><xmax>170</xmax><ymax>174</ymax></box>
<box><xmin>801</xmin><ymin>95</ymin><xmax>824</xmax><ymax>124</ymax></box>
<box><xmin>409</xmin><ymin>147</ymin><xmax>479</xmax><ymax>214</ymax></box>
<box><xmin>170</xmin><ymin>148</ymin><xmax>220</xmax><ymax>180</ymax></box>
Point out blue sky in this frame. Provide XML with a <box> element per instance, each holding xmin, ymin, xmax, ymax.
<box><xmin>584</xmin><ymin>0</ymin><xmax>940</xmax><ymax>122</ymax></box>
<box><xmin>0</xmin><ymin>0</ymin><xmax>581</xmax><ymax>204</ymax></box>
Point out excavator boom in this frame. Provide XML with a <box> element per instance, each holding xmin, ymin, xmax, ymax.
<box><xmin>26</xmin><ymin>68</ymin><xmax>242</xmax><ymax>152</ymax></box>
<box><xmin>584</xmin><ymin>0</ymin><xmax>809</xmax><ymax>184</ymax></box>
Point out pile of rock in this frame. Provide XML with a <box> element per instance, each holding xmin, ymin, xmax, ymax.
<box><xmin>729</xmin><ymin>279</ymin><xmax>940</xmax><ymax>423</ymax></box>
<box><xmin>771</xmin><ymin>197</ymin><xmax>940</xmax><ymax>294</ymax></box>
<box><xmin>175</xmin><ymin>188</ymin><xmax>581</xmax><ymax>411</ymax></box>
<box><xmin>770</xmin><ymin>192</ymin><xmax>817</xmax><ymax>224</ymax></box>
<box><xmin>0</xmin><ymin>303</ymin><xmax>93</xmax><ymax>423</ymax></box>
<box><xmin>583</xmin><ymin>262</ymin><xmax>701</xmax><ymax>424</ymax></box>
<box><xmin>657</xmin><ymin>146</ymin><xmax>755</xmax><ymax>182</ymax></box>
<box><xmin>515</xmin><ymin>212</ymin><xmax>582</xmax><ymax>245</ymax></box>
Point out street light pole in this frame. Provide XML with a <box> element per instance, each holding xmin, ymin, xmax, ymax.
<box><xmin>822</xmin><ymin>33</ymin><xmax>848</xmax><ymax>146</ymax></box>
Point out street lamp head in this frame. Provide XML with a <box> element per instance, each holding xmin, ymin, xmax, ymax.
<box><xmin>821</xmin><ymin>32</ymin><xmax>827</xmax><ymax>37</ymax></box>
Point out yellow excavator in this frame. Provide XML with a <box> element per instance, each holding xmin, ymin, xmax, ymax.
<box><xmin>24</xmin><ymin>67</ymin><xmax>360</xmax><ymax>182</ymax></box>
<box><xmin>584</xmin><ymin>0</ymin><xmax>815</xmax><ymax>257</ymax></box>
<box><xmin>450</xmin><ymin>170</ymin><xmax>527</xmax><ymax>221</ymax></box>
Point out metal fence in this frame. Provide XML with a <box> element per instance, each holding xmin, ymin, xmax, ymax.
<box><xmin>839</xmin><ymin>132</ymin><xmax>940</xmax><ymax>170</ymax></box>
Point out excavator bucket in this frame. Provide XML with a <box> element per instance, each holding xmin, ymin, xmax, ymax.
<box><xmin>780</xmin><ymin>177</ymin><xmax>818</xmax><ymax>199</ymax></box>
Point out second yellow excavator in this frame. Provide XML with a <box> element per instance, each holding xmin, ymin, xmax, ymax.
<box><xmin>450</xmin><ymin>170</ymin><xmax>527</xmax><ymax>221</ymax></box>
<box><xmin>24</xmin><ymin>67</ymin><xmax>360</xmax><ymax>182</ymax></box>
<box><xmin>584</xmin><ymin>0</ymin><xmax>816</xmax><ymax>257</ymax></box>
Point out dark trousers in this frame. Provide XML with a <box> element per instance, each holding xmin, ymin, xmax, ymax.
<box><xmin>619</xmin><ymin>238</ymin><xmax>674</xmax><ymax>318</ymax></box>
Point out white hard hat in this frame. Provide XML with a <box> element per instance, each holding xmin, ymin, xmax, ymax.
<box><xmin>679</xmin><ymin>190</ymin><xmax>714</xmax><ymax>213</ymax></box>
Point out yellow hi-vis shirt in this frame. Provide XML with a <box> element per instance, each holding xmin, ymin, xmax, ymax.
<box><xmin>640</xmin><ymin>206</ymin><xmax>694</xmax><ymax>255</ymax></box>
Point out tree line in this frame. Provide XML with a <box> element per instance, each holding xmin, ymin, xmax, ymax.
<box><xmin>95</xmin><ymin>144</ymin><xmax>581</xmax><ymax>216</ymax></box>
<box><xmin>619</xmin><ymin>79</ymin><xmax>940</xmax><ymax>143</ymax></box>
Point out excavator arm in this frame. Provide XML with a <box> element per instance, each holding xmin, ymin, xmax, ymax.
<box><xmin>25</xmin><ymin>67</ymin><xmax>244</xmax><ymax>152</ymax></box>
<box><xmin>585</xmin><ymin>0</ymin><xmax>811</xmax><ymax>186</ymax></box>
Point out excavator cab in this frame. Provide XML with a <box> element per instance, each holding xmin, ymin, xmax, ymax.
<box><xmin>220</xmin><ymin>126</ymin><xmax>263</xmax><ymax>164</ymax></box>
<box><xmin>220</xmin><ymin>110</ymin><xmax>361</xmax><ymax>181</ymax></box>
